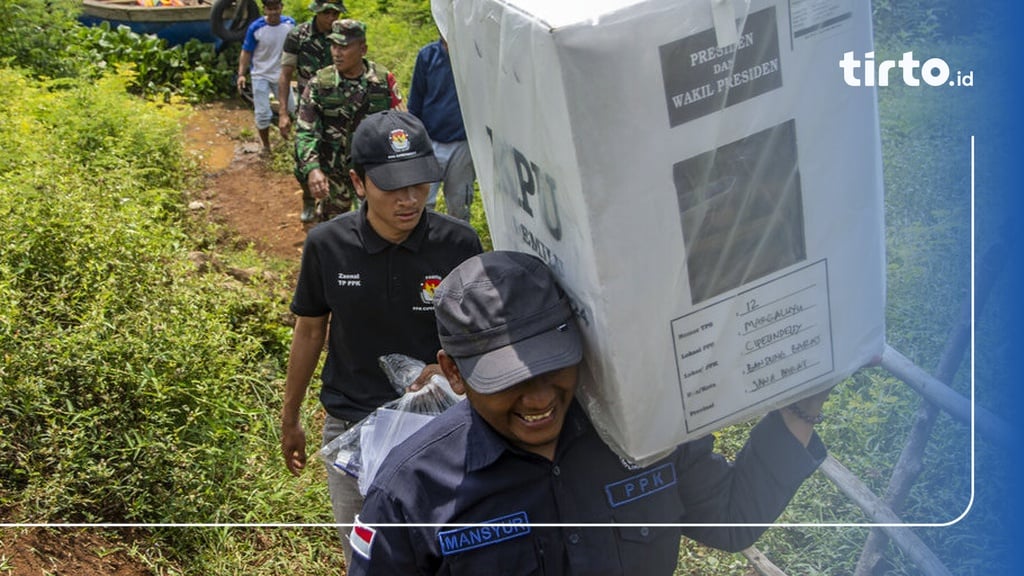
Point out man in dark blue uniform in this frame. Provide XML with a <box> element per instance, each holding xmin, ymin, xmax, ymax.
<box><xmin>408</xmin><ymin>33</ymin><xmax>476</xmax><ymax>221</ymax></box>
<box><xmin>280</xmin><ymin>110</ymin><xmax>483</xmax><ymax>566</ymax></box>
<box><xmin>349</xmin><ymin>250</ymin><xmax>829</xmax><ymax>575</ymax></box>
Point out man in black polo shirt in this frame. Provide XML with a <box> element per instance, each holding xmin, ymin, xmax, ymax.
<box><xmin>281</xmin><ymin>110</ymin><xmax>483</xmax><ymax>565</ymax></box>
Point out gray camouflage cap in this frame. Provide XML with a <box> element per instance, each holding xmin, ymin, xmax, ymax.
<box><xmin>310</xmin><ymin>1</ymin><xmax>346</xmax><ymax>13</ymax></box>
<box><xmin>328</xmin><ymin>19</ymin><xmax>366</xmax><ymax>45</ymax></box>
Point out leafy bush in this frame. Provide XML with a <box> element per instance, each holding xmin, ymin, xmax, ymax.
<box><xmin>71</xmin><ymin>23</ymin><xmax>239</xmax><ymax>102</ymax></box>
<box><xmin>0</xmin><ymin>68</ymin><xmax>295</xmax><ymax>534</ymax></box>
<box><xmin>0</xmin><ymin>0</ymin><xmax>238</xmax><ymax>102</ymax></box>
<box><xmin>0</xmin><ymin>0</ymin><xmax>434</xmax><ymax>103</ymax></box>
<box><xmin>344</xmin><ymin>0</ymin><xmax>439</xmax><ymax>86</ymax></box>
<box><xmin>0</xmin><ymin>0</ymin><xmax>85</xmax><ymax>78</ymax></box>
<box><xmin>872</xmin><ymin>0</ymin><xmax>995</xmax><ymax>43</ymax></box>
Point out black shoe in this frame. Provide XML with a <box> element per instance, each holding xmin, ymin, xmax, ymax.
<box><xmin>300</xmin><ymin>202</ymin><xmax>316</xmax><ymax>223</ymax></box>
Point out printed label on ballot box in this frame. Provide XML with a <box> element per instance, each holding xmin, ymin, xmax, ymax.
<box><xmin>673</xmin><ymin>259</ymin><xmax>835</xmax><ymax>433</ymax></box>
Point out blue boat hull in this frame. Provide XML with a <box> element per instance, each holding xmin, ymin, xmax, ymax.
<box><xmin>78</xmin><ymin>13</ymin><xmax>219</xmax><ymax>46</ymax></box>
<box><xmin>78</xmin><ymin>0</ymin><xmax>239</xmax><ymax>47</ymax></box>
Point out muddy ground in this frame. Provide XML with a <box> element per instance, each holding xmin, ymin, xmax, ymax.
<box><xmin>186</xmin><ymin>99</ymin><xmax>309</xmax><ymax>261</ymax></box>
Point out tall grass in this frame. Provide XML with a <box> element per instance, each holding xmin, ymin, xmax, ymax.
<box><xmin>0</xmin><ymin>68</ymin><xmax>340</xmax><ymax>571</ymax></box>
<box><xmin>670</xmin><ymin>6</ymin><xmax>1000</xmax><ymax>575</ymax></box>
<box><xmin>730</xmin><ymin>27</ymin><xmax>1006</xmax><ymax>576</ymax></box>
<box><xmin>0</xmin><ymin>1</ymin><xmax>435</xmax><ymax>573</ymax></box>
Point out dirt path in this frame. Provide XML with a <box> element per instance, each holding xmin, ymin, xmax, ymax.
<box><xmin>186</xmin><ymin>99</ymin><xmax>309</xmax><ymax>261</ymax></box>
<box><xmin>0</xmin><ymin>99</ymin><xmax>305</xmax><ymax>576</ymax></box>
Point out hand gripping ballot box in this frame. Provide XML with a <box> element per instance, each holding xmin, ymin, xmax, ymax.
<box><xmin>433</xmin><ymin>0</ymin><xmax>886</xmax><ymax>463</ymax></box>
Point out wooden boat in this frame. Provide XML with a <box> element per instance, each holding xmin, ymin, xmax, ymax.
<box><xmin>78</xmin><ymin>0</ymin><xmax>219</xmax><ymax>46</ymax></box>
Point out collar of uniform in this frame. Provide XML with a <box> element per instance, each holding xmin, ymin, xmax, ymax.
<box><xmin>311</xmin><ymin>19</ymin><xmax>330</xmax><ymax>36</ymax></box>
<box><xmin>334</xmin><ymin>59</ymin><xmax>370</xmax><ymax>84</ymax></box>
<box><xmin>464</xmin><ymin>399</ymin><xmax>590</xmax><ymax>472</ymax></box>
<box><xmin>357</xmin><ymin>203</ymin><xmax>429</xmax><ymax>254</ymax></box>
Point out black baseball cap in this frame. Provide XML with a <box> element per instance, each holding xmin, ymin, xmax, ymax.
<box><xmin>351</xmin><ymin>111</ymin><xmax>441</xmax><ymax>191</ymax></box>
<box><xmin>433</xmin><ymin>251</ymin><xmax>583</xmax><ymax>393</ymax></box>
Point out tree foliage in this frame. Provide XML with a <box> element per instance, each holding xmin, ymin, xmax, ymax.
<box><xmin>872</xmin><ymin>0</ymin><xmax>994</xmax><ymax>43</ymax></box>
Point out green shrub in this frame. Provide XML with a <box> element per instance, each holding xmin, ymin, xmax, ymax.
<box><xmin>343</xmin><ymin>0</ymin><xmax>438</xmax><ymax>87</ymax></box>
<box><xmin>872</xmin><ymin>0</ymin><xmax>994</xmax><ymax>43</ymax></box>
<box><xmin>0</xmin><ymin>68</ymin><xmax>302</xmax><ymax>537</ymax></box>
<box><xmin>0</xmin><ymin>1</ymin><xmax>237</xmax><ymax>102</ymax></box>
<box><xmin>71</xmin><ymin>23</ymin><xmax>239</xmax><ymax>102</ymax></box>
<box><xmin>0</xmin><ymin>0</ymin><xmax>85</xmax><ymax>78</ymax></box>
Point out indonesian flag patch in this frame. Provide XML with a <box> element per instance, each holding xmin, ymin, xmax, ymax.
<box><xmin>350</xmin><ymin>515</ymin><xmax>377</xmax><ymax>560</ymax></box>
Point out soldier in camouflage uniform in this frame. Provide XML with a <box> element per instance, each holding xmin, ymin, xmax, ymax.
<box><xmin>293</xmin><ymin>19</ymin><xmax>402</xmax><ymax>222</ymax></box>
<box><xmin>278</xmin><ymin>0</ymin><xmax>343</xmax><ymax>137</ymax></box>
<box><xmin>278</xmin><ymin>1</ymin><xmax>344</xmax><ymax>222</ymax></box>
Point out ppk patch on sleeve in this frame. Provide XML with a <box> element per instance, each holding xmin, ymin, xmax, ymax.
<box><xmin>437</xmin><ymin>511</ymin><xmax>531</xmax><ymax>556</ymax></box>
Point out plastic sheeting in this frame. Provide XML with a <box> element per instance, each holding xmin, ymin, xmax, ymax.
<box><xmin>320</xmin><ymin>354</ymin><xmax>462</xmax><ymax>494</ymax></box>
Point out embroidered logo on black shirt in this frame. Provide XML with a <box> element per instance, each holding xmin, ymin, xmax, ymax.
<box><xmin>420</xmin><ymin>275</ymin><xmax>442</xmax><ymax>304</ymax></box>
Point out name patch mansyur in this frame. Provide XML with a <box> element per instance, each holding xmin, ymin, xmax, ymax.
<box><xmin>438</xmin><ymin>512</ymin><xmax>531</xmax><ymax>556</ymax></box>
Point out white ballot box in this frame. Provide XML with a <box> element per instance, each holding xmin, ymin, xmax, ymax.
<box><xmin>434</xmin><ymin>0</ymin><xmax>885</xmax><ymax>463</ymax></box>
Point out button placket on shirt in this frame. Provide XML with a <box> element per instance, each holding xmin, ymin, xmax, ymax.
<box><xmin>386</xmin><ymin>246</ymin><xmax>401</xmax><ymax>300</ymax></box>
<box><xmin>549</xmin><ymin>462</ymin><xmax>584</xmax><ymax>547</ymax></box>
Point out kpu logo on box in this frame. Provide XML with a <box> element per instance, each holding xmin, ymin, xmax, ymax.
<box><xmin>839</xmin><ymin>51</ymin><xmax>974</xmax><ymax>87</ymax></box>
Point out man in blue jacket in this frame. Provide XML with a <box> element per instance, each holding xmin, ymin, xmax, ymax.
<box><xmin>408</xmin><ymin>35</ymin><xmax>476</xmax><ymax>221</ymax></box>
<box><xmin>349</xmin><ymin>250</ymin><xmax>829</xmax><ymax>575</ymax></box>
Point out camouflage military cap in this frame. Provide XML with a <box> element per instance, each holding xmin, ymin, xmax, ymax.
<box><xmin>328</xmin><ymin>19</ymin><xmax>366</xmax><ymax>45</ymax></box>
<box><xmin>309</xmin><ymin>0</ymin><xmax>346</xmax><ymax>13</ymax></box>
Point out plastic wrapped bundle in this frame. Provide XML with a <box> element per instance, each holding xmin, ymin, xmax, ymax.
<box><xmin>319</xmin><ymin>354</ymin><xmax>461</xmax><ymax>494</ymax></box>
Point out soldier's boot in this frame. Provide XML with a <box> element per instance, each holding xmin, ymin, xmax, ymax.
<box><xmin>300</xmin><ymin>188</ymin><xmax>317</xmax><ymax>223</ymax></box>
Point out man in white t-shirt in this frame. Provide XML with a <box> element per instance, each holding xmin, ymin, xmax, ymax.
<box><xmin>237</xmin><ymin>0</ymin><xmax>296</xmax><ymax>154</ymax></box>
